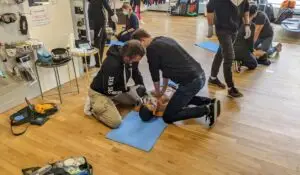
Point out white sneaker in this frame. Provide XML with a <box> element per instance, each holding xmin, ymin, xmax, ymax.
<box><xmin>84</xmin><ymin>96</ymin><xmax>92</xmax><ymax>116</ymax></box>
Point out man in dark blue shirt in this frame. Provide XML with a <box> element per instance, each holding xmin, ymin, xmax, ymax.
<box><xmin>207</xmin><ymin>0</ymin><xmax>251</xmax><ymax>98</ymax></box>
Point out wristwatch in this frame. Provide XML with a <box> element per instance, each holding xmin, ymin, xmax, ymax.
<box><xmin>245</xmin><ymin>24</ymin><xmax>250</xmax><ymax>26</ymax></box>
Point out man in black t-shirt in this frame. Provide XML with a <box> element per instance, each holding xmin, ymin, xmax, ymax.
<box><xmin>132</xmin><ymin>29</ymin><xmax>220</xmax><ymax>128</ymax></box>
<box><xmin>251</xmin><ymin>5</ymin><xmax>282</xmax><ymax>56</ymax></box>
<box><xmin>206</xmin><ymin>0</ymin><xmax>251</xmax><ymax>98</ymax></box>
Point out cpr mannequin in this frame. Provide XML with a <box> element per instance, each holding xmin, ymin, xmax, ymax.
<box><xmin>135</xmin><ymin>86</ymin><xmax>176</xmax><ymax>121</ymax></box>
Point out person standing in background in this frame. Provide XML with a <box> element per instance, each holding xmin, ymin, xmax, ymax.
<box><xmin>88</xmin><ymin>0</ymin><xmax>118</xmax><ymax>67</ymax></box>
<box><xmin>206</xmin><ymin>0</ymin><xmax>251</xmax><ymax>98</ymax></box>
<box><xmin>130</xmin><ymin>0</ymin><xmax>143</xmax><ymax>23</ymax></box>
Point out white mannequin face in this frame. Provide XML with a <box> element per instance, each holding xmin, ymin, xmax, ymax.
<box><xmin>231</xmin><ymin>0</ymin><xmax>244</xmax><ymax>6</ymax></box>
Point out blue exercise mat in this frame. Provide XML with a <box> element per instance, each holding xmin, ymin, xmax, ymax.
<box><xmin>195</xmin><ymin>41</ymin><xmax>219</xmax><ymax>53</ymax></box>
<box><xmin>106</xmin><ymin>111</ymin><xmax>167</xmax><ymax>152</ymax></box>
<box><xmin>107</xmin><ymin>40</ymin><xmax>125</xmax><ymax>46</ymax></box>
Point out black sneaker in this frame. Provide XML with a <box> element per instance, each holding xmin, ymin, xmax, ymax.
<box><xmin>208</xmin><ymin>77</ymin><xmax>226</xmax><ymax>89</ymax></box>
<box><xmin>208</xmin><ymin>101</ymin><xmax>217</xmax><ymax>128</ymax></box>
<box><xmin>211</xmin><ymin>98</ymin><xmax>221</xmax><ymax>117</ymax></box>
<box><xmin>228</xmin><ymin>87</ymin><xmax>243</xmax><ymax>98</ymax></box>
<box><xmin>257</xmin><ymin>59</ymin><xmax>271</xmax><ymax>66</ymax></box>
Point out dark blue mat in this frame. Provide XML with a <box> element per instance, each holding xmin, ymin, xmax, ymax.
<box><xmin>195</xmin><ymin>41</ymin><xmax>219</xmax><ymax>53</ymax></box>
<box><xmin>106</xmin><ymin>111</ymin><xmax>167</xmax><ymax>152</ymax></box>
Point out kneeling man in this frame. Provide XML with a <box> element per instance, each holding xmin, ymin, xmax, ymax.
<box><xmin>85</xmin><ymin>40</ymin><xmax>146</xmax><ymax>128</ymax></box>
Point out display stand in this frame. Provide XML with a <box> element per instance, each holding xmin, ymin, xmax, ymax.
<box><xmin>0</xmin><ymin>0</ymin><xmax>41</xmax><ymax>113</ymax></box>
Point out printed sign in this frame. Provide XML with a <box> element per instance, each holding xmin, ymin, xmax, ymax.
<box><xmin>30</xmin><ymin>6</ymin><xmax>50</xmax><ymax>26</ymax></box>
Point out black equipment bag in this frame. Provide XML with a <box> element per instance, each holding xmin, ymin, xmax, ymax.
<box><xmin>10</xmin><ymin>99</ymin><xmax>58</xmax><ymax>136</ymax></box>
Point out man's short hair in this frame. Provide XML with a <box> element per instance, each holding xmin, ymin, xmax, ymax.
<box><xmin>121</xmin><ymin>40</ymin><xmax>145</xmax><ymax>58</ymax></box>
<box><xmin>132</xmin><ymin>29</ymin><xmax>151</xmax><ymax>40</ymax></box>
<box><xmin>122</xmin><ymin>2</ymin><xmax>132</xmax><ymax>10</ymax></box>
<box><xmin>249</xmin><ymin>5</ymin><xmax>258</xmax><ymax>16</ymax></box>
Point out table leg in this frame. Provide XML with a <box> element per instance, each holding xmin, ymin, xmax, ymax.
<box><xmin>98</xmin><ymin>51</ymin><xmax>102</xmax><ymax>67</ymax></box>
<box><xmin>54</xmin><ymin>67</ymin><xmax>63</xmax><ymax>104</ymax></box>
<box><xmin>71</xmin><ymin>57</ymin><xmax>80</xmax><ymax>94</ymax></box>
<box><xmin>35</xmin><ymin>63</ymin><xmax>44</xmax><ymax>100</ymax></box>
<box><xmin>84</xmin><ymin>53</ymin><xmax>90</xmax><ymax>86</ymax></box>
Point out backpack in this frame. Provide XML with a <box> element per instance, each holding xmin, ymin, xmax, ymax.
<box><xmin>274</xmin><ymin>8</ymin><xmax>294</xmax><ymax>24</ymax></box>
<box><xmin>22</xmin><ymin>156</ymin><xmax>93</xmax><ymax>175</ymax></box>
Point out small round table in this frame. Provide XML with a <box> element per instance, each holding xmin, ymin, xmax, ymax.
<box><xmin>70</xmin><ymin>48</ymin><xmax>100</xmax><ymax>86</ymax></box>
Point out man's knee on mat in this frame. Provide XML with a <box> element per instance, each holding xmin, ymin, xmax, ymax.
<box><xmin>162</xmin><ymin>112</ymin><xmax>175</xmax><ymax>124</ymax></box>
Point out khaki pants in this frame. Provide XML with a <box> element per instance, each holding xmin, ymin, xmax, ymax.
<box><xmin>89</xmin><ymin>89</ymin><xmax>122</xmax><ymax>128</ymax></box>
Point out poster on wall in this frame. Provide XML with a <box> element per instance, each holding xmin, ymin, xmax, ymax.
<box><xmin>30</xmin><ymin>6</ymin><xmax>50</xmax><ymax>27</ymax></box>
<box><xmin>28</xmin><ymin>0</ymin><xmax>50</xmax><ymax>6</ymax></box>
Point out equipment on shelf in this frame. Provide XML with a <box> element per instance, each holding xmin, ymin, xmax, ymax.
<box><xmin>37</xmin><ymin>47</ymin><xmax>52</xmax><ymax>64</ymax></box>
<box><xmin>0</xmin><ymin>13</ymin><xmax>17</xmax><ymax>24</ymax></box>
<box><xmin>15</xmin><ymin>54</ymin><xmax>37</xmax><ymax>83</ymax></box>
<box><xmin>19</xmin><ymin>14</ymin><xmax>28</xmax><ymax>35</ymax></box>
<box><xmin>170</xmin><ymin>0</ymin><xmax>199</xmax><ymax>16</ymax></box>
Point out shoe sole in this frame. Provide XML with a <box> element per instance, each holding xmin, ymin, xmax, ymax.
<box><xmin>216</xmin><ymin>100</ymin><xmax>221</xmax><ymax>117</ymax></box>
<box><xmin>209</xmin><ymin>100</ymin><xmax>218</xmax><ymax>128</ymax></box>
<box><xmin>227</xmin><ymin>93</ymin><xmax>244</xmax><ymax>98</ymax></box>
<box><xmin>208</xmin><ymin>81</ymin><xmax>226</xmax><ymax>89</ymax></box>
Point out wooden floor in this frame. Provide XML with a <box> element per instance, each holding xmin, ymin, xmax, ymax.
<box><xmin>1</xmin><ymin>12</ymin><xmax>300</xmax><ymax>175</ymax></box>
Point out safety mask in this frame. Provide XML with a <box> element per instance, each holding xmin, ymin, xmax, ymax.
<box><xmin>122</xmin><ymin>10</ymin><xmax>129</xmax><ymax>15</ymax></box>
<box><xmin>231</xmin><ymin>0</ymin><xmax>244</xmax><ymax>7</ymax></box>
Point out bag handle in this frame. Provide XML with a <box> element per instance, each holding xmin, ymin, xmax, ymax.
<box><xmin>11</xmin><ymin>119</ymin><xmax>31</xmax><ymax>136</ymax></box>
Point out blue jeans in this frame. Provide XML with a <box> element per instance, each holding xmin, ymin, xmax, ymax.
<box><xmin>255</xmin><ymin>36</ymin><xmax>276</xmax><ymax>55</ymax></box>
<box><xmin>163</xmin><ymin>73</ymin><xmax>211</xmax><ymax>123</ymax></box>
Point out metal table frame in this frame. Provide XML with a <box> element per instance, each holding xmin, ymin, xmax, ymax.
<box><xmin>35</xmin><ymin>57</ymin><xmax>80</xmax><ymax>103</ymax></box>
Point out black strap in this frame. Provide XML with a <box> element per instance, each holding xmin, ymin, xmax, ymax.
<box><xmin>11</xmin><ymin>119</ymin><xmax>31</xmax><ymax>136</ymax></box>
<box><xmin>88</xmin><ymin>164</ymin><xmax>93</xmax><ymax>175</ymax></box>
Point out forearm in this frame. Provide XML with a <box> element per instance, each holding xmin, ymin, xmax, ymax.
<box><xmin>244</xmin><ymin>12</ymin><xmax>250</xmax><ymax>24</ymax></box>
<box><xmin>153</xmin><ymin>82</ymin><xmax>161</xmax><ymax>95</ymax></box>
<box><xmin>254</xmin><ymin>30</ymin><xmax>260</xmax><ymax>43</ymax></box>
<box><xmin>207</xmin><ymin>13</ymin><xmax>214</xmax><ymax>25</ymax></box>
<box><xmin>161</xmin><ymin>78</ymin><xmax>169</xmax><ymax>93</ymax></box>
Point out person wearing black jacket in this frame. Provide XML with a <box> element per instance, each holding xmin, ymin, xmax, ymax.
<box><xmin>207</xmin><ymin>0</ymin><xmax>251</xmax><ymax>98</ymax></box>
<box><xmin>85</xmin><ymin>40</ymin><xmax>146</xmax><ymax>128</ymax></box>
<box><xmin>132</xmin><ymin>29</ymin><xmax>220</xmax><ymax>128</ymax></box>
<box><xmin>88</xmin><ymin>0</ymin><xmax>118</xmax><ymax>67</ymax></box>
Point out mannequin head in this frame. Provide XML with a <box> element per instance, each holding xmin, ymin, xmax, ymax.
<box><xmin>131</xmin><ymin>29</ymin><xmax>152</xmax><ymax>48</ymax></box>
<box><xmin>121</xmin><ymin>40</ymin><xmax>145</xmax><ymax>64</ymax></box>
<box><xmin>122</xmin><ymin>3</ymin><xmax>133</xmax><ymax>16</ymax></box>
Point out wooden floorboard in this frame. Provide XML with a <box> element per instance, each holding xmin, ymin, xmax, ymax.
<box><xmin>1</xmin><ymin>12</ymin><xmax>300</xmax><ymax>174</ymax></box>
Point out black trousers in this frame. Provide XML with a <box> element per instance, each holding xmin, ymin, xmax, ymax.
<box><xmin>211</xmin><ymin>32</ymin><xmax>237</xmax><ymax>88</ymax></box>
<box><xmin>94</xmin><ymin>25</ymin><xmax>107</xmax><ymax>66</ymax></box>
<box><xmin>163</xmin><ymin>73</ymin><xmax>211</xmax><ymax>123</ymax></box>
